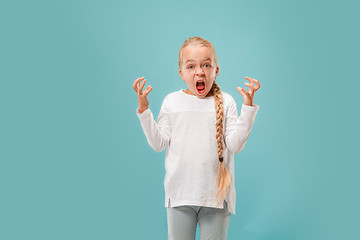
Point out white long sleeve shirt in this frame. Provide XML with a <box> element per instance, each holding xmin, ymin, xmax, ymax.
<box><xmin>136</xmin><ymin>89</ymin><xmax>259</xmax><ymax>215</ymax></box>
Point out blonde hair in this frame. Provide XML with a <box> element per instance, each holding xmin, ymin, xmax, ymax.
<box><xmin>178</xmin><ymin>37</ymin><xmax>231</xmax><ymax>207</ymax></box>
<box><xmin>178</xmin><ymin>37</ymin><xmax>218</xmax><ymax>70</ymax></box>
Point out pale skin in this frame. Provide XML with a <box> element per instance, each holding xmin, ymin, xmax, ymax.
<box><xmin>237</xmin><ymin>76</ymin><xmax>261</xmax><ymax>106</ymax></box>
<box><xmin>132</xmin><ymin>46</ymin><xmax>261</xmax><ymax>113</ymax></box>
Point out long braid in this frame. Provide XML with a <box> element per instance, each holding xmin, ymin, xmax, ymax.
<box><xmin>213</xmin><ymin>82</ymin><xmax>224</xmax><ymax>157</ymax></box>
<box><xmin>213</xmin><ymin>81</ymin><xmax>232</xmax><ymax>207</ymax></box>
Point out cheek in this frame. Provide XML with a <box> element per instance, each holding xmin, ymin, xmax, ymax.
<box><xmin>206</xmin><ymin>68</ymin><xmax>215</xmax><ymax>74</ymax></box>
<box><xmin>206</xmin><ymin>70</ymin><xmax>216</xmax><ymax>78</ymax></box>
<box><xmin>184</xmin><ymin>70</ymin><xmax>194</xmax><ymax>77</ymax></box>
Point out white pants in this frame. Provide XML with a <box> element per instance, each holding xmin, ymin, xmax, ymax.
<box><xmin>166</xmin><ymin>199</ymin><xmax>231</xmax><ymax>240</ymax></box>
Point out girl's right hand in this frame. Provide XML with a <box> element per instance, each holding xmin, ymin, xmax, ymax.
<box><xmin>132</xmin><ymin>77</ymin><xmax>152</xmax><ymax>114</ymax></box>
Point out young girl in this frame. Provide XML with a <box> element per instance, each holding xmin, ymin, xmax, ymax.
<box><xmin>132</xmin><ymin>37</ymin><xmax>260</xmax><ymax>240</ymax></box>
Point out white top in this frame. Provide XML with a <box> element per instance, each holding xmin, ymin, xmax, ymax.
<box><xmin>136</xmin><ymin>89</ymin><xmax>259</xmax><ymax>215</ymax></box>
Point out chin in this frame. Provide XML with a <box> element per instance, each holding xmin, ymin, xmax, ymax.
<box><xmin>195</xmin><ymin>95</ymin><xmax>206</xmax><ymax>99</ymax></box>
<box><xmin>196</xmin><ymin>90</ymin><xmax>211</xmax><ymax>98</ymax></box>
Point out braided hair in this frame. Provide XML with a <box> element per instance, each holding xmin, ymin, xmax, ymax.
<box><xmin>212</xmin><ymin>81</ymin><xmax>231</xmax><ymax>206</ymax></box>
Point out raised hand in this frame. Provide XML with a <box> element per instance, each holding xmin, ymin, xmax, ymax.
<box><xmin>132</xmin><ymin>77</ymin><xmax>153</xmax><ymax>113</ymax></box>
<box><xmin>236</xmin><ymin>76</ymin><xmax>261</xmax><ymax>106</ymax></box>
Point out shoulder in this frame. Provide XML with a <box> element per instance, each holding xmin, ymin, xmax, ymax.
<box><xmin>221</xmin><ymin>91</ymin><xmax>238</xmax><ymax>116</ymax></box>
<box><xmin>163</xmin><ymin>90</ymin><xmax>183</xmax><ymax>101</ymax></box>
<box><xmin>221</xmin><ymin>91</ymin><xmax>236</xmax><ymax>106</ymax></box>
<box><xmin>160</xmin><ymin>90</ymin><xmax>183</xmax><ymax>107</ymax></box>
<box><xmin>165</xmin><ymin>90</ymin><xmax>182</xmax><ymax>98</ymax></box>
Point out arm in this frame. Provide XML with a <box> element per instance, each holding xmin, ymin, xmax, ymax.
<box><xmin>224</xmin><ymin>99</ymin><xmax>259</xmax><ymax>154</ymax></box>
<box><xmin>224</xmin><ymin>76</ymin><xmax>261</xmax><ymax>153</ymax></box>
<box><xmin>136</xmin><ymin>97</ymin><xmax>171</xmax><ymax>152</ymax></box>
<box><xmin>133</xmin><ymin>76</ymin><xmax>171</xmax><ymax>152</ymax></box>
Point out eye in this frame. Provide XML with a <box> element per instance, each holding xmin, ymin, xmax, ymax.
<box><xmin>204</xmin><ymin>64</ymin><xmax>211</xmax><ymax>67</ymax></box>
<box><xmin>187</xmin><ymin>65</ymin><xmax>194</xmax><ymax>69</ymax></box>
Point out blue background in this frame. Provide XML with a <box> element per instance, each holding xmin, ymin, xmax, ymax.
<box><xmin>1</xmin><ymin>0</ymin><xmax>359</xmax><ymax>239</ymax></box>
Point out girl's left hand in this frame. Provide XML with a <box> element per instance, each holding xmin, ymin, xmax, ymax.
<box><xmin>237</xmin><ymin>76</ymin><xmax>261</xmax><ymax>106</ymax></box>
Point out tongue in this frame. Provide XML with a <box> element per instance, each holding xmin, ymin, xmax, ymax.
<box><xmin>197</xmin><ymin>82</ymin><xmax>205</xmax><ymax>90</ymax></box>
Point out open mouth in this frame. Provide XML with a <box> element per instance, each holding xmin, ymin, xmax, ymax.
<box><xmin>196</xmin><ymin>80</ymin><xmax>206</xmax><ymax>94</ymax></box>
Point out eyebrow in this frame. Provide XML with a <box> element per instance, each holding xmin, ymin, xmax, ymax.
<box><xmin>185</xmin><ymin>58</ymin><xmax>212</xmax><ymax>63</ymax></box>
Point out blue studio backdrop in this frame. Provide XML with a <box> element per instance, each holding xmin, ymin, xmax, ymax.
<box><xmin>1</xmin><ymin>0</ymin><xmax>359</xmax><ymax>239</ymax></box>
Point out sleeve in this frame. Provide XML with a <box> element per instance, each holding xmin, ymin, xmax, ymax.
<box><xmin>136</xmin><ymin>96</ymin><xmax>171</xmax><ymax>152</ymax></box>
<box><xmin>223</xmin><ymin>96</ymin><xmax>259</xmax><ymax>154</ymax></box>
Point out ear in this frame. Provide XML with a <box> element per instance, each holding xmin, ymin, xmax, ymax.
<box><xmin>215</xmin><ymin>66</ymin><xmax>219</xmax><ymax>78</ymax></box>
<box><xmin>179</xmin><ymin>69</ymin><xmax>183</xmax><ymax>79</ymax></box>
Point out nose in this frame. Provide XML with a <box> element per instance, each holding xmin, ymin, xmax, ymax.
<box><xmin>195</xmin><ymin>67</ymin><xmax>205</xmax><ymax>76</ymax></box>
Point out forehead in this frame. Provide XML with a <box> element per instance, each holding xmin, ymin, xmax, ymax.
<box><xmin>182</xmin><ymin>45</ymin><xmax>214</xmax><ymax>62</ymax></box>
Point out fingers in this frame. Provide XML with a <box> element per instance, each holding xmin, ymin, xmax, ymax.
<box><xmin>143</xmin><ymin>85</ymin><xmax>152</xmax><ymax>97</ymax></box>
<box><xmin>245</xmin><ymin>76</ymin><xmax>261</xmax><ymax>92</ymax></box>
<box><xmin>236</xmin><ymin>87</ymin><xmax>249</xmax><ymax>97</ymax></box>
<box><xmin>244</xmin><ymin>82</ymin><xmax>254</xmax><ymax>95</ymax></box>
<box><xmin>133</xmin><ymin>77</ymin><xmax>145</xmax><ymax>92</ymax></box>
<box><xmin>138</xmin><ymin>79</ymin><xmax>147</xmax><ymax>95</ymax></box>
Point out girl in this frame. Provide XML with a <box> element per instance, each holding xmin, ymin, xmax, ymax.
<box><xmin>132</xmin><ymin>37</ymin><xmax>260</xmax><ymax>240</ymax></box>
